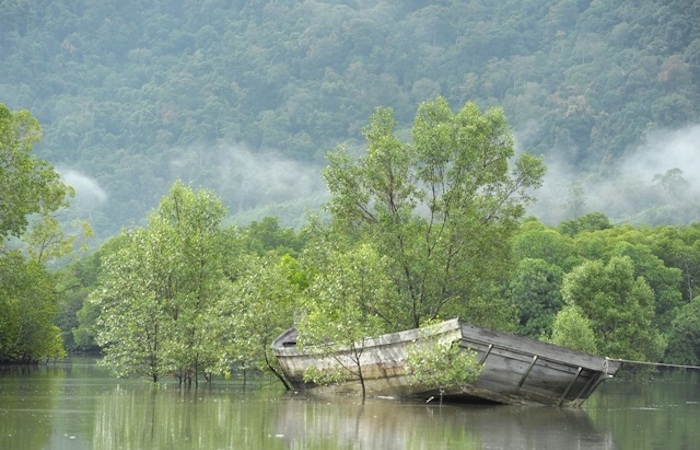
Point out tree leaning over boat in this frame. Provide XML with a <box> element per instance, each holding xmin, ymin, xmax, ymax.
<box><xmin>406</xmin><ymin>321</ymin><xmax>483</xmax><ymax>404</ymax></box>
<box><xmin>292</xmin><ymin>97</ymin><xmax>545</xmax><ymax>395</ymax></box>
<box><xmin>297</xmin><ymin>243</ymin><xmax>396</xmax><ymax>398</ymax></box>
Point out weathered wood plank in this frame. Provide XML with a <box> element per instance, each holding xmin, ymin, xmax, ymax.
<box><xmin>272</xmin><ymin>318</ymin><xmax>622</xmax><ymax>406</ymax></box>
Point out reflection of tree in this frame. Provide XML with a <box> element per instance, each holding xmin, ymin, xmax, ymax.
<box><xmin>0</xmin><ymin>368</ymin><xmax>58</xmax><ymax>450</ymax></box>
<box><xmin>273</xmin><ymin>397</ymin><xmax>612</xmax><ymax>449</ymax></box>
<box><xmin>589</xmin><ymin>371</ymin><xmax>700</xmax><ymax>450</ymax></box>
<box><xmin>2</xmin><ymin>362</ymin><xmax>646</xmax><ymax>449</ymax></box>
<box><xmin>94</xmin><ymin>386</ymin><xmax>232</xmax><ymax>449</ymax></box>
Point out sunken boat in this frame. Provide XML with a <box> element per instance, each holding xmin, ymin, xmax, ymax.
<box><xmin>272</xmin><ymin>318</ymin><xmax>622</xmax><ymax>407</ymax></box>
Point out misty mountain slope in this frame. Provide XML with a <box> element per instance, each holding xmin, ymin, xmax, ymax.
<box><xmin>1</xmin><ymin>0</ymin><xmax>699</xmax><ymax>238</ymax></box>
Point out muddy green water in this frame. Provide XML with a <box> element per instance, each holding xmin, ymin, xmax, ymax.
<box><xmin>1</xmin><ymin>358</ymin><xmax>698</xmax><ymax>449</ymax></box>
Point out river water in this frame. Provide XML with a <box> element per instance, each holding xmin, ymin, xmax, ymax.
<box><xmin>0</xmin><ymin>358</ymin><xmax>698</xmax><ymax>449</ymax></box>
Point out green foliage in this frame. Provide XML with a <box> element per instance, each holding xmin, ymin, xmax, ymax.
<box><xmin>406</xmin><ymin>325</ymin><xmax>482</xmax><ymax>394</ymax></box>
<box><xmin>561</xmin><ymin>256</ymin><xmax>665</xmax><ymax>362</ymax></box>
<box><xmin>547</xmin><ymin>305</ymin><xmax>598</xmax><ymax>354</ymax></box>
<box><xmin>510</xmin><ymin>258</ymin><xmax>565</xmax><ymax>338</ymax></box>
<box><xmin>323</xmin><ymin>96</ymin><xmax>545</xmax><ymax>329</ymax></box>
<box><xmin>612</xmin><ymin>241</ymin><xmax>683</xmax><ymax>330</ymax></box>
<box><xmin>90</xmin><ymin>182</ymin><xmax>236</xmax><ymax>383</ymax></box>
<box><xmin>71</xmin><ymin>299</ymin><xmax>100</xmax><ymax>351</ymax></box>
<box><xmin>68</xmin><ymin>233</ymin><xmax>130</xmax><ymax>352</ymax></box>
<box><xmin>298</xmin><ymin>243</ymin><xmax>396</xmax><ymax>396</ymax></box>
<box><xmin>91</xmin><ymin>227</ymin><xmax>175</xmax><ymax>381</ymax></box>
<box><xmin>665</xmin><ymin>296</ymin><xmax>700</xmax><ymax>365</ymax></box>
<box><xmin>302</xmin><ymin>364</ymin><xmax>354</xmax><ymax>387</ymax></box>
<box><xmin>0</xmin><ymin>103</ymin><xmax>79</xmax><ymax>363</ymax></box>
<box><xmin>0</xmin><ymin>104</ymin><xmax>71</xmax><ymax>242</ymax></box>
<box><xmin>0</xmin><ymin>252</ymin><xmax>65</xmax><ymax>362</ymax></box>
<box><xmin>512</xmin><ymin>219</ymin><xmax>577</xmax><ymax>270</ymax></box>
<box><xmin>224</xmin><ymin>253</ymin><xmax>302</xmax><ymax>388</ymax></box>
<box><xmin>292</xmin><ymin>98</ymin><xmax>542</xmax><ymax>396</ymax></box>
<box><xmin>441</xmin><ymin>292</ymin><xmax>518</xmax><ymax>333</ymax></box>
<box><xmin>650</xmin><ymin>224</ymin><xmax>700</xmax><ymax>302</ymax></box>
<box><xmin>509</xmin><ymin>219</ymin><xmax>697</xmax><ymax>366</ymax></box>
<box><xmin>241</xmin><ymin>216</ymin><xmax>307</xmax><ymax>257</ymax></box>
<box><xmin>563</xmin><ymin>224</ymin><xmax>686</xmax><ymax>344</ymax></box>
<box><xmin>558</xmin><ymin>212</ymin><xmax>613</xmax><ymax>237</ymax></box>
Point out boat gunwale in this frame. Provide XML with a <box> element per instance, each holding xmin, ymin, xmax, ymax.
<box><xmin>272</xmin><ymin>318</ymin><xmax>621</xmax><ymax>375</ymax></box>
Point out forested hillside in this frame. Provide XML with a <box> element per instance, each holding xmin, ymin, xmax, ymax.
<box><xmin>2</xmin><ymin>0</ymin><xmax>700</xmax><ymax>238</ymax></box>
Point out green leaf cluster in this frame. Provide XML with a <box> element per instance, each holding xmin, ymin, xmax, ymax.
<box><xmin>0</xmin><ymin>104</ymin><xmax>71</xmax><ymax>243</ymax></box>
<box><xmin>547</xmin><ymin>305</ymin><xmax>598</xmax><ymax>354</ymax></box>
<box><xmin>1</xmin><ymin>104</ymin><xmax>79</xmax><ymax>363</ymax></box>
<box><xmin>323</xmin><ymin>97</ymin><xmax>545</xmax><ymax>330</ymax></box>
<box><xmin>406</xmin><ymin>327</ymin><xmax>482</xmax><ymax>393</ymax></box>
<box><xmin>82</xmin><ymin>181</ymin><xmax>309</xmax><ymax>384</ymax></box>
<box><xmin>291</xmin><ymin>97</ymin><xmax>541</xmax><ymax>395</ymax></box>
<box><xmin>224</xmin><ymin>252</ymin><xmax>303</xmax><ymax>388</ymax></box>
<box><xmin>297</xmin><ymin>242</ymin><xmax>396</xmax><ymax>397</ymax></box>
<box><xmin>89</xmin><ymin>182</ymin><xmax>236</xmax><ymax>383</ymax></box>
<box><xmin>0</xmin><ymin>253</ymin><xmax>65</xmax><ymax>362</ymax></box>
<box><xmin>511</xmin><ymin>215</ymin><xmax>700</xmax><ymax>367</ymax></box>
<box><xmin>666</xmin><ymin>297</ymin><xmax>700</xmax><ymax>365</ymax></box>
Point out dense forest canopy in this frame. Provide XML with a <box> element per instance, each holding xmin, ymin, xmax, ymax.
<box><xmin>4</xmin><ymin>1</ymin><xmax>700</xmax><ymax>383</ymax></box>
<box><xmin>1</xmin><ymin>0</ymin><xmax>700</xmax><ymax>239</ymax></box>
<box><xmin>3</xmin><ymin>97</ymin><xmax>700</xmax><ymax>383</ymax></box>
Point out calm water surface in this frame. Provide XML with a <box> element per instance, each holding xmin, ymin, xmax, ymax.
<box><xmin>1</xmin><ymin>358</ymin><xmax>698</xmax><ymax>449</ymax></box>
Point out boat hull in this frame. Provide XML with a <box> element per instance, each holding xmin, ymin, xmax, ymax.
<box><xmin>272</xmin><ymin>319</ymin><xmax>622</xmax><ymax>406</ymax></box>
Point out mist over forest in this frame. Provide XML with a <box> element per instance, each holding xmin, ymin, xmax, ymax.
<box><xmin>530</xmin><ymin>122</ymin><xmax>700</xmax><ymax>225</ymax></box>
<box><xmin>2</xmin><ymin>0</ymin><xmax>699</xmax><ymax>239</ymax></box>
<box><xmin>8</xmin><ymin>0</ymin><xmax>700</xmax><ymax>380</ymax></box>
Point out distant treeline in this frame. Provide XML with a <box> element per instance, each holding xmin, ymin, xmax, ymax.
<box><xmin>1</xmin><ymin>0</ymin><xmax>699</xmax><ymax>237</ymax></box>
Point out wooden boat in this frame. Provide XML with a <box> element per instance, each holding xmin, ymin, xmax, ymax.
<box><xmin>272</xmin><ymin>318</ymin><xmax>622</xmax><ymax>406</ymax></box>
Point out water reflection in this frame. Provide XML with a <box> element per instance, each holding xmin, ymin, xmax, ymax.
<box><xmin>88</xmin><ymin>389</ymin><xmax>615</xmax><ymax>449</ymax></box>
<box><xmin>93</xmin><ymin>386</ymin><xmax>257</xmax><ymax>449</ymax></box>
<box><xmin>587</xmin><ymin>372</ymin><xmax>700</xmax><ymax>450</ymax></box>
<box><xmin>274</xmin><ymin>397</ymin><xmax>615</xmax><ymax>449</ymax></box>
<box><xmin>3</xmin><ymin>361</ymin><xmax>700</xmax><ymax>449</ymax></box>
